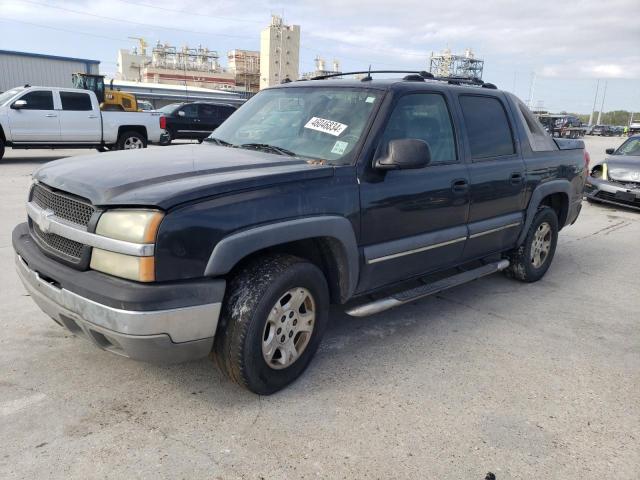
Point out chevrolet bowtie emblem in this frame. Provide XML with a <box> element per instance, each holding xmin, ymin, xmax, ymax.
<box><xmin>39</xmin><ymin>209</ymin><xmax>55</xmax><ymax>234</ymax></box>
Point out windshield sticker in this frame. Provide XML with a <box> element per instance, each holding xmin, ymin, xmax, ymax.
<box><xmin>304</xmin><ymin>117</ymin><xmax>348</xmax><ymax>137</ymax></box>
<box><xmin>331</xmin><ymin>140</ymin><xmax>349</xmax><ymax>155</ymax></box>
<box><xmin>365</xmin><ymin>96</ymin><xmax>376</xmax><ymax>103</ymax></box>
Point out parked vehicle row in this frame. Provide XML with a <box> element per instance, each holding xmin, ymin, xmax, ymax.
<box><xmin>0</xmin><ymin>86</ymin><xmax>165</xmax><ymax>159</ymax></box>
<box><xmin>13</xmin><ymin>72</ymin><xmax>588</xmax><ymax>394</ymax></box>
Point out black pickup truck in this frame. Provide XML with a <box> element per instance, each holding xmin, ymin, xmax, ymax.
<box><xmin>13</xmin><ymin>73</ymin><xmax>588</xmax><ymax>394</ymax></box>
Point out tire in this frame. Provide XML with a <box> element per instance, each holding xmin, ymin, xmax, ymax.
<box><xmin>159</xmin><ymin>129</ymin><xmax>173</xmax><ymax>146</ymax></box>
<box><xmin>116</xmin><ymin>131</ymin><xmax>147</xmax><ymax>150</ymax></box>
<box><xmin>212</xmin><ymin>254</ymin><xmax>330</xmax><ymax>395</ymax></box>
<box><xmin>505</xmin><ymin>206</ymin><xmax>559</xmax><ymax>283</ymax></box>
<box><xmin>0</xmin><ymin>138</ymin><xmax>4</xmax><ymax>161</ymax></box>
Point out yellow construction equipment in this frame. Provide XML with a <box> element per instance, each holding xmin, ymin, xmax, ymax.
<box><xmin>72</xmin><ymin>73</ymin><xmax>139</xmax><ymax>112</ymax></box>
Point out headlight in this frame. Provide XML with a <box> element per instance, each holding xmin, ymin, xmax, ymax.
<box><xmin>95</xmin><ymin>209</ymin><xmax>164</xmax><ymax>243</ymax></box>
<box><xmin>90</xmin><ymin>209</ymin><xmax>164</xmax><ymax>282</ymax></box>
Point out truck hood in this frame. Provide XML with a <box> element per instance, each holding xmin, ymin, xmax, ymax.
<box><xmin>601</xmin><ymin>156</ymin><xmax>640</xmax><ymax>183</ymax></box>
<box><xmin>33</xmin><ymin>144</ymin><xmax>335</xmax><ymax>209</ymax></box>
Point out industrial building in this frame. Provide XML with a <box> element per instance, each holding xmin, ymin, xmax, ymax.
<box><xmin>0</xmin><ymin>50</ymin><xmax>100</xmax><ymax>92</ymax></box>
<box><xmin>429</xmin><ymin>48</ymin><xmax>484</xmax><ymax>80</ymax></box>
<box><xmin>117</xmin><ymin>40</ymin><xmax>235</xmax><ymax>91</ymax></box>
<box><xmin>302</xmin><ymin>56</ymin><xmax>342</xmax><ymax>79</ymax></box>
<box><xmin>227</xmin><ymin>49</ymin><xmax>260</xmax><ymax>93</ymax></box>
<box><xmin>260</xmin><ymin>15</ymin><xmax>301</xmax><ymax>89</ymax></box>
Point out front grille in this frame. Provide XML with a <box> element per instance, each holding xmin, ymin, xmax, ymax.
<box><xmin>609</xmin><ymin>178</ymin><xmax>640</xmax><ymax>190</ymax></box>
<box><xmin>31</xmin><ymin>183</ymin><xmax>95</xmax><ymax>227</ymax></box>
<box><xmin>596</xmin><ymin>190</ymin><xmax>640</xmax><ymax>208</ymax></box>
<box><xmin>32</xmin><ymin>223</ymin><xmax>84</xmax><ymax>261</ymax></box>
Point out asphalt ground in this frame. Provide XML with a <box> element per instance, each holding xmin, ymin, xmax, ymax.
<box><xmin>0</xmin><ymin>136</ymin><xmax>638</xmax><ymax>479</ymax></box>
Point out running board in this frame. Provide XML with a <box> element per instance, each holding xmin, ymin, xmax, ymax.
<box><xmin>345</xmin><ymin>259</ymin><xmax>510</xmax><ymax>317</ymax></box>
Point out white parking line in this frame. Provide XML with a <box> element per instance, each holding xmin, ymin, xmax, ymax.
<box><xmin>0</xmin><ymin>393</ymin><xmax>47</xmax><ymax>416</ymax></box>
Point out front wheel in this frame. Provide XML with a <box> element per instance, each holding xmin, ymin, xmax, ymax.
<box><xmin>117</xmin><ymin>131</ymin><xmax>147</xmax><ymax>150</ymax></box>
<box><xmin>505</xmin><ymin>206</ymin><xmax>559</xmax><ymax>282</ymax></box>
<box><xmin>212</xmin><ymin>254</ymin><xmax>329</xmax><ymax>394</ymax></box>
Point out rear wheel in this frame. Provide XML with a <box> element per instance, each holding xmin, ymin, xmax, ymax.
<box><xmin>505</xmin><ymin>206</ymin><xmax>558</xmax><ymax>282</ymax></box>
<box><xmin>212</xmin><ymin>254</ymin><xmax>329</xmax><ymax>394</ymax></box>
<box><xmin>117</xmin><ymin>131</ymin><xmax>146</xmax><ymax>150</ymax></box>
<box><xmin>0</xmin><ymin>138</ymin><xmax>4</xmax><ymax>160</ymax></box>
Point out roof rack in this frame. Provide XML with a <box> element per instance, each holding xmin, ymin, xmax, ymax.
<box><xmin>308</xmin><ymin>70</ymin><xmax>497</xmax><ymax>89</ymax></box>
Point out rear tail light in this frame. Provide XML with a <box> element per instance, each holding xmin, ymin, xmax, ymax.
<box><xmin>159</xmin><ymin>116</ymin><xmax>166</xmax><ymax>130</ymax></box>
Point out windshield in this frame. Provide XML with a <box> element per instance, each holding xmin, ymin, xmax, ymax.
<box><xmin>614</xmin><ymin>137</ymin><xmax>640</xmax><ymax>157</ymax></box>
<box><xmin>209</xmin><ymin>87</ymin><xmax>381</xmax><ymax>164</ymax></box>
<box><xmin>157</xmin><ymin>103</ymin><xmax>183</xmax><ymax>114</ymax></box>
<box><xmin>0</xmin><ymin>87</ymin><xmax>25</xmax><ymax>106</ymax></box>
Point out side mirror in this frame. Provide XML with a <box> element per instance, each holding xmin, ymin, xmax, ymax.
<box><xmin>375</xmin><ymin>138</ymin><xmax>431</xmax><ymax>170</ymax></box>
<box><xmin>11</xmin><ymin>99</ymin><xmax>27</xmax><ymax>109</ymax></box>
<box><xmin>177</xmin><ymin>110</ymin><xmax>186</xmax><ymax>117</ymax></box>
<box><xmin>605</xmin><ymin>148</ymin><xmax>615</xmax><ymax>154</ymax></box>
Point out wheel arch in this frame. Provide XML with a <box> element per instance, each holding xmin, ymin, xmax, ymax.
<box><xmin>204</xmin><ymin>216</ymin><xmax>359</xmax><ymax>303</ymax></box>
<box><xmin>518</xmin><ymin>180</ymin><xmax>571</xmax><ymax>245</ymax></box>
<box><xmin>117</xmin><ymin>125</ymin><xmax>148</xmax><ymax>141</ymax></box>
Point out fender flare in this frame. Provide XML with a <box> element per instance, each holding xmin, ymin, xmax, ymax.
<box><xmin>518</xmin><ymin>179</ymin><xmax>571</xmax><ymax>245</ymax></box>
<box><xmin>204</xmin><ymin>216</ymin><xmax>360</xmax><ymax>299</ymax></box>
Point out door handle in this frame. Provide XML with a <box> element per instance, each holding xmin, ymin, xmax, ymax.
<box><xmin>45</xmin><ymin>113</ymin><xmax>57</xmax><ymax>118</ymax></box>
<box><xmin>451</xmin><ymin>179</ymin><xmax>469</xmax><ymax>193</ymax></box>
<box><xmin>88</xmin><ymin>115</ymin><xmax>98</xmax><ymax>119</ymax></box>
<box><xmin>510</xmin><ymin>172</ymin><xmax>524</xmax><ymax>184</ymax></box>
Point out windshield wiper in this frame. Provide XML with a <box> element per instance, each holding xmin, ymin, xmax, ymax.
<box><xmin>204</xmin><ymin>137</ymin><xmax>232</xmax><ymax>146</ymax></box>
<box><xmin>234</xmin><ymin>143</ymin><xmax>297</xmax><ymax>157</ymax></box>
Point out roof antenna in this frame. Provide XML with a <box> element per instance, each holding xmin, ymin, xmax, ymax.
<box><xmin>362</xmin><ymin>65</ymin><xmax>372</xmax><ymax>82</ymax></box>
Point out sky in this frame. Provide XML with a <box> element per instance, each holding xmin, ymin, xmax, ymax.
<box><xmin>0</xmin><ymin>0</ymin><xmax>639</xmax><ymax>114</ymax></box>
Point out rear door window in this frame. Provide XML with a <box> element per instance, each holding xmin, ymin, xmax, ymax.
<box><xmin>459</xmin><ymin>95</ymin><xmax>515</xmax><ymax>159</ymax></box>
<box><xmin>60</xmin><ymin>92</ymin><xmax>93</xmax><ymax>111</ymax></box>
<box><xmin>217</xmin><ymin>106</ymin><xmax>236</xmax><ymax>121</ymax></box>
<box><xmin>18</xmin><ymin>91</ymin><xmax>54</xmax><ymax>110</ymax></box>
<box><xmin>198</xmin><ymin>104</ymin><xmax>217</xmax><ymax>120</ymax></box>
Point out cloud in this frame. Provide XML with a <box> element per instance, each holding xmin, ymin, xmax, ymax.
<box><xmin>540</xmin><ymin>57</ymin><xmax>640</xmax><ymax>79</ymax></box>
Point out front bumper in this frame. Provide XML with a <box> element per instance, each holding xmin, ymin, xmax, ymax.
<box><xmin>585</xmin><ymin>177</ymin><xmax>640</xmax><ymax>212</ymax></box>
<box><xmin>13</xmin><ymin>223</ymin><xmax>225</xmax><ymax>363</ymax></box>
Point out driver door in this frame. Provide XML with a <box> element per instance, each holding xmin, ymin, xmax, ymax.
<box><xmin>357</xmin><ymin>92</ymin><xmax>470</xmax><ymax>293</ymax></box>
<box><xmin>7</xmin><ymin>90</ymin><xmax>60</xmax><ymax>142</ymax></box>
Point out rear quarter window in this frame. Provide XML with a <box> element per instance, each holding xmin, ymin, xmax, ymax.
<box><xmin>459</xmin><ymin>95</ymin><xmax>515</xmax><ymax>159</ymax></box>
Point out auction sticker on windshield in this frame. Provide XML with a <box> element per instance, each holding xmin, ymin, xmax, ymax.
<box><xmin>304</xmin><ymin>117</ymin><xmax>348</xmax><ymax>137</ymax></box>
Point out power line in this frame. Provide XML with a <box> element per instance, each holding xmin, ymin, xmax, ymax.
<box><xmin>17</xmin><ymin>0</ymin><xmax>257</xmax><ymax>42</ymax></box>
<box><xmin>115</xmin><ymin>0</ymin><xmax>264</xmax><ymax>24</ymax></box>
<box><xmin>0</xmin><ymin>16</ymin><xmax>130</xmax><ymax>43</ymax></box>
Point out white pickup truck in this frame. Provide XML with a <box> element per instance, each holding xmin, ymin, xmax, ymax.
<box><xmin>0</xmin><ymin>86</ymin><xmax>166</xmax><ymax>160</ymax></box>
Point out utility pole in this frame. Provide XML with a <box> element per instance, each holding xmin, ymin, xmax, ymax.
<box><xmin>596</xmin><ymin>80</ymin><xmax>608</xmax><ymax>125</ymax></box>
<box><xmin>588</xmin><ymin>79</ymin><xmax>599</xmax><ymax>126</ymax></box>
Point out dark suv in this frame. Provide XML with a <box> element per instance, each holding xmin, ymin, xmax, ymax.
<box><xmin>158</xmin><ymin>101</ymin><xmax>237</xmax><ymax>145</ymax></box>
<box><xmin>13</xmin><ymin>72</ymin><xmax>588</xmax><ymax>394</ymax></box>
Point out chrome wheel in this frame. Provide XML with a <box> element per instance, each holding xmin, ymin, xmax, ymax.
<box><xmin>123</xmin><ymin>136</ymin><xmax>144</xmax><ymax>149</ymax></box>
<box><xmin>262</xmin><ymin>287</ymin><xmax>316</xmax><ymax>370</ymax></box>
<box><xmin>531</xmin><ymin>222</ymin><xmax>552</xmax><ymax>268</ymax></box>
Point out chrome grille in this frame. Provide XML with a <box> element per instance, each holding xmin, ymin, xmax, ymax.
<box><xmin>32</xmin><ymin>223</ymin><xmax>84</xmax><ymax>261</ymax></box>
<box><xmin>31</xmin><ymin>183</ymin><xmax>95</xmax><ymax>227</ymax></box>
